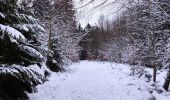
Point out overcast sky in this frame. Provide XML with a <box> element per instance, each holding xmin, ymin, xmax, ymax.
<box><xmin>73</xmin><ymin>0</ymin><xmax>124</xmax><ymax>28</ymax></box>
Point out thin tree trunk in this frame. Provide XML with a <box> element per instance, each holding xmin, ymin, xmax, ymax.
<box><xmin>153</xmin><ymin>64</ymin><xmax>157</xmax><ymax>83</ymax></box>
<box><xmin>163</xmin><ymin>69</ymin><xmax>170</xmax><ymax>91</ymax></box>
<box><xmin>48</xmin><ymin>22</ymin><xmax>52</xmax><ymax>50</ymax></box>
<box><xmin>148</xmin><ymin>0</ymin><xmax>157</xmax><ymax>83</ymax></box>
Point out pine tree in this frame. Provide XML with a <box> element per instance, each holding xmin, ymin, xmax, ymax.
<box><xmin>79</xmin><ymin>24</ymin><xmax>105</xmax><ymax>60</ymax></box>
<box><xmin>0</xmin><ymin>0</ymin><xmax>48</xmax><ymax>99</ymax></box>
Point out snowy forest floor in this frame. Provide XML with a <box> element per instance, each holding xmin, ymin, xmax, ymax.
<box><xmin>29</xmin><ymin>61</ymin><xmax>170</xmax><ymax>100</ymax></box>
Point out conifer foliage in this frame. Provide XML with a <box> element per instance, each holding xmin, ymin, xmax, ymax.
<box><xmin>0</xmin><ymin>0</ymin><xmax>48</xmax><ymax>99</ymax></box>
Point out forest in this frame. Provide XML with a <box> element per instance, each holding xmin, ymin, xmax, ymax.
<box><xmin>0</xmin><ymin>0</ymin><xmax>170</xmax><ymax>100</ymax></box>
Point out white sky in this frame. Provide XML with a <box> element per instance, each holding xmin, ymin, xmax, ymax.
<box><xmin>73</xmin><ymin>0</ymin><xmax>124</xmax><ymax>28</ymax></box>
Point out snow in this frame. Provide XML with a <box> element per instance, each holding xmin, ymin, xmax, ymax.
<box><xmin>17</xmin><ymin>24</ymin><xmax>29</xmax><ymax>32</ymax></box>
<box><xmin>29</xmin><ymin>61</ymin><xmax>170</xmax><ymax>100</ymax></box>
<box><xmin>0</xmin><ymin>12</ymin><xmax>5</xmax><ymax>18</ymax></box>
<box><xmin>28</xmin><ymin>63</ymin><xmax>49</xmax><ymax>76</ymax></box>
<box><xmin>0</xmin><ymin>64</ymin><xmax>46</xmax><ymax>84</ymax></box>
<box><xmin>23</xmin><ymin>46</ymin><xmax>44</xmax><ymax>59</ymax></box>
<box><xmin>0</xmin><ymin>24</ymin><xmax>25</xmax><ymax>40</ymax></box>
<box><xmin>15</xmin><ymin>24</ymin><xmax>45</xmax><ymax>33</ymax></box>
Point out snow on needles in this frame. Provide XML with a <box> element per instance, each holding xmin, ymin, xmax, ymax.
<box><xmin>23</xmin><ymin>46</ymin><xmax>44</xmax><ymax>59</ymax></box>
<box><xmin>0</xmin><ymin>12</ymin><xmax>5</xmax><ymax>18</ymax></box>
<box><xmin>0</xmin><ymin>24</ymin><xmax>25</xmax><ymax>40</ymax></box>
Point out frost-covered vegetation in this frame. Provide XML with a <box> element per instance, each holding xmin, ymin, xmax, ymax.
<box><xmin>0</xmin><ymin>0</ymin><xmax>170</xmax><ymax>100</ymax></box>
<box><xmin>78</xmin><ymin>0</ymin><xmax>170</xmax><ymax>92</ymax></box>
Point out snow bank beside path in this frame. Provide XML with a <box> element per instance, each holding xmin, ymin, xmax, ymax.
<box><xmin>29</xmin><ymin>61</ymin><xmax>170</xmax><ymax>100</ymax></box>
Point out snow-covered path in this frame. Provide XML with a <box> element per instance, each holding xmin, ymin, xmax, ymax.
<box><xmin>29</xmin><ymin>61</ymin><xmax>169</xmax><ymax>100</ymax></box>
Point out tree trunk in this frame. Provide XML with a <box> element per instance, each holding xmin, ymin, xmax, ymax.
<box><xmin>163</xmin><ymin>69</ymin><xmax>170</xmax><ymax>91</ymax></box>
<box><xmin>153</xmin><ymin>64</ymin><xmax>157</xmax><ymax>83</ymax></box>
<box><xmin>48</xmin><ymin>22</ymin><xmax>52</xmax><ymax>51</ymax></box>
